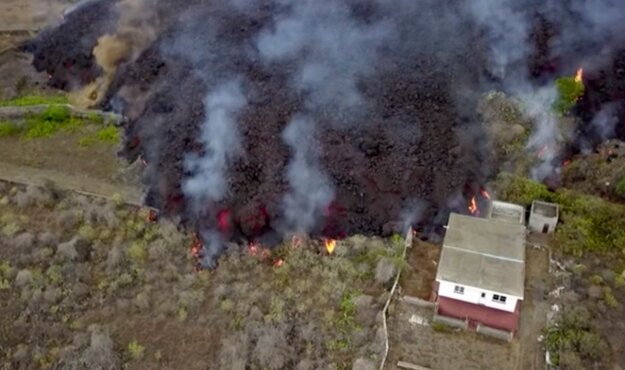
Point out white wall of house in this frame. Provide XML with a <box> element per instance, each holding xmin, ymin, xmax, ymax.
<box><xmin>437</xmin><ymin>280</ymin><xmax>520</xmax><ymax>313</ymax></box>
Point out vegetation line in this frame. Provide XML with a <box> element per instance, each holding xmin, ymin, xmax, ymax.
<box><xmin>379</xmin><ymin>227</ymin><xmax>413</xmax><ymax>370</ymax></box>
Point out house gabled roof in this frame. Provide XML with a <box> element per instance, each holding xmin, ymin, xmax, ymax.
<box><xmin>436</xmin><ymin>213</ymin><xmax>526</xmax><ymax>298</ymax></box>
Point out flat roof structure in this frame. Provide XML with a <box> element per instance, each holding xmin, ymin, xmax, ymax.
<box><xmin>488</xmin><ymin>201</ymin><xmax>526</xmax><ymax>224</ymax></box>
<box><xmin>436</xmin><ymin>213</ymin><xmax>526</xmax><ymax>298</ymax></box>
<box><xmin>531</xmin><ymin>200</ymin><xmax>558</xmax><ymax>218</ymax></box>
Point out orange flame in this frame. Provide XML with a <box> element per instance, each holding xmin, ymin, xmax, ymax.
<box><xmin>575</xmin><ymin>68</ymin><xmax>583</xmax><ymax>83</ymax></box>
<box><xmin>273</xmin><ymin>259</ymin><xmax>284</xmax><ymax>267</ymax></box>
<box><xmin>468</xmin><ymin>196</ymin><xmax>478</xmax><ymax>215</ymax></box>
<box><xmin>249</xmin><ymin>242</ymin><xmax>259</xmax><ymax>256</ymax></box>
<box><xmin>480</xmin><ymin>189</ymin><xmax>491</xmax><ymax>199</ymax></box>
<box><xmin>324</xmin><ymin>239</ymin><xmax>337</xmax><ymax>254</ymax></box>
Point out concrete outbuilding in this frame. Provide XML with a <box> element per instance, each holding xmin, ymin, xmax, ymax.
<box><xmin>528</xmin><ymin>200</ymin><xmax>559</xmax><ymax>234</ymax></box>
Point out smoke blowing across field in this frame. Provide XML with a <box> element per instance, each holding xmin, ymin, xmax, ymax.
<box><xmin>26</xmin><ymin>0</ymin><xmax>625</xmax><ymax>265</ymax></box>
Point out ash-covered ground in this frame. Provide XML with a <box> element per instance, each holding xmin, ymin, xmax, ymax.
<box><xmin>24</xmin><ymin>0</ymin><xmax>625</xmax><ymax>263</ymax></box>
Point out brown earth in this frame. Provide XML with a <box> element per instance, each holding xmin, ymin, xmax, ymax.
<box><xmin>0</xmin><ymin>0</ymin><xmax>68</xmax><ymax>31</ymax></box>
<box><xmin>399</xmin><ymin>239</ymin><xmax>440</xmax><ymax>300</ymax></box>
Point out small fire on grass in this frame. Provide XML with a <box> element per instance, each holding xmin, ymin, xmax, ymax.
<box><xmin>324</xmin><ymin>238</ymin><xmax>337</xmax><ymax>255</ymax></box>
<box><xmin>190</xmin><ymin>234</ymin><xmax>204</xmax><ymax>271</ymax></box>
<box><xmin>575</xmin><ymin>68</ymin><xmax>584</xmax><ymax>83</ymax></box>
<box><xmin>273</xmin><ymin>259</ymin><xmax>284</xmax><ymax>267</ymax></box>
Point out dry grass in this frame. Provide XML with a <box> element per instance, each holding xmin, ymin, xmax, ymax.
<box><xmin>0</xmin><ymin>181</ymin><xmax>395</xmax><ymax>370</ymax></box>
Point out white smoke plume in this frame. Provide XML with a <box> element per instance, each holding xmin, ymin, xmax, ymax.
<box><xmin>590</xmin><ymin>103</ymin><xmax>619</xmax><ymax>143</ymax></box>
<box><xmin>519</xmin><ymin>86</ymin><xmax>562</xmax><ymax>181</ymax></box>
<box><xmin>281</xmin><ymin>115</ymin><xmax>335</xmax><ymax>233</ymax></box>
<box><xmin>256</xmin><ymin>0</ymin><xmax>393</xmax><ymax>120</ymax></box>
<box><xmin>465</xmin><ymin>0</ymin><xmax>529</xmax><ymax>81</ymax></box>
<box><xmin>183</xmin><ymin>79</ymin><xmax>247</xmax><ymax>210</ymax></box>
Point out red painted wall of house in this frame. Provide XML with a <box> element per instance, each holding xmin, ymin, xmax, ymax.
<box><xmin>437</xmin><ymin>296</ymin><xmax>520</xmax><ymax>332</ymax></box>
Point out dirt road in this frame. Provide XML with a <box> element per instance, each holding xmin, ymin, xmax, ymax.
<box><xmin>0</xmin><ymin>161</ymin><xmax>143</xmax><ymax>205</ymax></box>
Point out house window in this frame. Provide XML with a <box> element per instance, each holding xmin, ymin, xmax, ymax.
<box><xmin>453</xmin><ymin>285</ymin><xmax>465</xmax><ymax>295</ymax></box>
<box><xmin>492</xmin><ymin>294</ymin><xmax>507</xmax><ymax>303</ymax></box>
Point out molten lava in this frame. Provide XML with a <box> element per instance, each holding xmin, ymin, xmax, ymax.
<box><xmin>468</xmin><ymin>196</ymin><xmax>479</xmax><ymax>215</ymax></box>
<box><xmin>324</xmin><ymin>239</ymin><xmax>337</xmax><ymax>254</ymax></box>
<box><xmin>216</xmin><ymin>209</ymin><xmax>232</xmax><ymax>233</ymax></box>
<box><xmin>575</xmin><ymin>68</ymin><xmax>583</xmax><ymax>83</ymax></box>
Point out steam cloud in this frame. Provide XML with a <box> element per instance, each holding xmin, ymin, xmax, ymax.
<box><xmin>281</xmin><ymin>115</ymin><xmax>335</xmax><ymax>233</ymax></box>
<box><xmin>256</xmin><ymin>0</ymin><xmax>393</xmax><ymax>120</ymax></box>
<box><xmin>183</xmin><ymin>79</ymin><xmax>247</xmax><ymax>210</ymax></box>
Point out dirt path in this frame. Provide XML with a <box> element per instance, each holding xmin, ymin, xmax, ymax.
<box><xmin>516</xmin><ymin>239</ymin><xmax>552</xmax><ymax>370</ymax></box>
<box><xmin>0</xmin><ymin>161</ymin><xmax>143</xmax><ymax>205</ymax></box>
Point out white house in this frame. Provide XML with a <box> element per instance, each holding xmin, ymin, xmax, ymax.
<box><xmin>435</xmin><ymin>212</ymin><xmax>526</xmax><ymax>332</ymax></box>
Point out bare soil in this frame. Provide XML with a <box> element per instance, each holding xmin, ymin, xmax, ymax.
<box><xmin>400</xmin><ymin>239</ymin><xmax>440</xmax><ymax>300</ymax></box>
<box><xmin>385</xmin><ymin>302</ymin><xmax>519</xmax><ymax>370</ymax></box>
<box><xmin>517</xmin><ymin>240</ymin><xmax>551</xmax><ymax>370</ymax></box>
<box><xmin>0</xmin><ymin>0</ymin><xmax>68</xmax><ymax>31</ymax></box>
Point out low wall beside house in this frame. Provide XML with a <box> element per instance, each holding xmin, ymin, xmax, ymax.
<box><xmin>476</xmin><ymin>324</ymin><xmax>514</xmax><ymax>342</ymax></box>
<box><xmin>401</xmin><ymin>295</ymin><xmax>436</xmax><ymax>308</ymax></box>
<box><xmin>432</xmin><ymin>314</ymin><xmax>468</xmax><ymax>330</ymax></box>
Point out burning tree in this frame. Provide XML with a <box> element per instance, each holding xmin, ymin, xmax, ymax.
<box><xmin>554</xmin><ymin>68</ymin><xmax>585</xmax><ymax>115</ymax></box>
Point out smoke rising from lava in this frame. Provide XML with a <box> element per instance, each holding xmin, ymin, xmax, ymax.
<box><xmin>280</xmin><ymin>115</ymin><xmax>335</xmax><ymax>234</ymax></box>
<box><xmin>183</xmin><ymin>79</ymin><xmax>248</xmax><ymax>213</ymax></box>
<box><xmin>255</xmin><ymin>0</ymin><xmax>393</xmax><ymax>120</ymax></box>
<box><xmin>26</xmin><ymin>0</ymin><xmax>625</xmax><ymax>264</ymax></box>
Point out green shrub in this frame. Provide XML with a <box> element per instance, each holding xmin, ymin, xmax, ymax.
<box><xmin>220</xmin><ymin>299</ymin><xmax>234</xmax><ymax>312</ymax></box>
<box><xmin>79</xmin><ymin>126</ymin><xmax>121</xmax><ymax>147</ymax></box>
<box><xmin>603</xmin><ymin>287</ymin><xmax>618</xmax><ymax>307</ymax></box>
<box><xmin>431</xmin><ymin>321</ymin><xmax>451</xmax><ymax>333</ymax></box>
<box><xmin>492</xmin><ymin>172</ymin><xmax>554</xmax><ymax>206</ymax></box>
<box><xmin>616</xmin><ymin>174</ymin><xmax>625</xmax><ymax>199</ymax></box>
<box><xmin>0</xmin><ymin>94</ymin><xmax>68</xmax><ymax>107</ymax></box>
<box><xmin>544</xmin><ymin>307</ymin><xmax>609</xmax><ymax>367</ymax></box>
<box><xmin>23</xmin><ymin>106</ymin><xmax>83</xmax><ymax>138</ymax></box>
<box><xmin>78</xmin><ymin>224</ymin><xmax>97</xmax><ymax>241</ymax></box>
<box><xmin>0</xmin><ymin>279</ymin><xmax>10</xmax><ymax>290</ymax></box>
<box><xmin>614</xmin><ymin>274</ymin><xmax>625</xmax><ymax>289</ymax></box>
<box><xmin>554</xmin><ymin>189</ymin><xmax>625</xmax><ymax>256</ymax></box>
<box><xmin>127</xmin><ymin>242</ymin><xmax>147</xmax><ymax>264</ymax></box>
<box><xmin>0</xmin><ymin>121</ymin><xmax>20</xmax><ymax>137</ymax></box>
<box><xmin>589</xmin><ymin>274</ymin><xmax>603</xmax><ymax>285</ymax></box>
<box><xmin>46</xmin><ymin>265</ymin><xmax>63</xmax><ymax>286</ymax></box>
<box><xmin>127</xmin><ymin>340</ymin><xmax>145</xmax><ymax>360</ymax></box>
<box><xmin>554</xmin><ymin>75</ymin><xmax>584</xmax><ymax>115</ymax></box>
<box><xmin>96</xmin><ymin>126</ymin><xmax>120</xmax><ymax>144</ymax></box>
<box><xmin>87</xmin><ymin>112</ymin><xmax>105</xmax><ymax>125</ymax></box>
